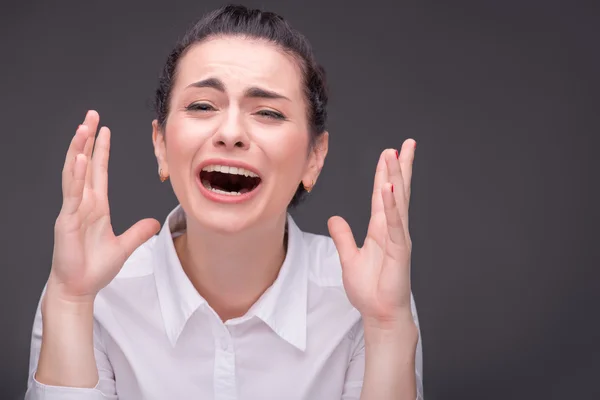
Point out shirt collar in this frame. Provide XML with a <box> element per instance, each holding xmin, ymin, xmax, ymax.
<box><xmin>153</xmin><ymin>205</ymin><xmax>308</xmax><ymax>351</ymax></box>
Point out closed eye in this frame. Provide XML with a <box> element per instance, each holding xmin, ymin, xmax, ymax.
<box><xmin>256</xmin><ymin>109</ymin><xmax>286</xmax><ymax>120</ymax></box>
<box><xmin>185</xmin><ymin>102</ymin><xmax>216</xmax><ymax>112</ymax></box>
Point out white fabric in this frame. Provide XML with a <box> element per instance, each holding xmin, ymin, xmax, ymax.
<box><xmin>26</xmin><ymin>205</ymin><xmax>423</xmax><ymax>400</ymax></box>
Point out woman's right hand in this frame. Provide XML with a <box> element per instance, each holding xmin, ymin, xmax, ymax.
<box><xmin>47</xmin><ymin>110</ymin><xmax>161</xmax><ymax>304</ymax></box>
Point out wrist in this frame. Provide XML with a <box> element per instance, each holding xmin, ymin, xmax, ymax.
<box><xmin>42</xmin><ymin>280</ymin><xmax>96</xmax><ymax>317</ymax></box>
<box><xmin>363</xmin><ymin>314</ymin><xmax>419</xmax><ymax>346</ymax></box>
<box><xmin>363</xmin><ymin>308</ymin><xmax>416</xmax><ymax>331</ymax></box>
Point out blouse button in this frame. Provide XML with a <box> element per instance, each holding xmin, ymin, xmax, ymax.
<box><xmin>220</xmin><ymin>336</ymin><xmax>229</xmax><ymax>351</ymax></box>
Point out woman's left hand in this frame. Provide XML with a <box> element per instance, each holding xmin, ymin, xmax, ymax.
<box><xmin>328</xmin><ymin>139</ymin><xmax>416</xmax><ymax>330</ymax></box>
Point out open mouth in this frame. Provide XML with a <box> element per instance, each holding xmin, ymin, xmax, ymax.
<box><xmin>199</xmin><ymin>165</ymin><xmax>262</xmax><ymax>196</ymax></box>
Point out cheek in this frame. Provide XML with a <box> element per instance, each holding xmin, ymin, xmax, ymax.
<box><xmin>265</xmin><ymin>129</ymin><xmax>310</xmax><ymax>176</ymax></box>
<box><xmin>165</xmin><ymin>118</ymin><xmax>212</xmax><ymax>166</ymax></box>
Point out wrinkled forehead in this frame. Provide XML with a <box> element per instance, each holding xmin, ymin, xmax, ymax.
<box><xmin>173</xmin><ymin>36</ymin><xmax>305</xmax><ymax>100</ymax></box>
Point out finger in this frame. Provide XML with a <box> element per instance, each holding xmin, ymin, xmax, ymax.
<box><xmin>385</xmin><ymin>147</ymin><xmax>407</xmax><ymax>221</ymax></box>
<box><xmin>398</xmin><ymin>139</ymin><xmax>416</xmax><ymax>206</ymax></box>
<box><xmin>371</xmin><ymin>149</ymin><xmax>395</xmax><ymax>217</ymax></box>
<box><xmin>82</xmin><ymin>110</ymin><xmax>100</xmax><ymax>188</ymax></box>
<box><xmin>92</xmin><ymin>127</ymin><xmax>111</xmax><ymax>195</ymax></box>
<box><xmin>81</xmin><ymin>110</ymin><xmax>100</xmax><ymax>157</ymax></box>
<box><xmin>118</xmin><ymin>218</ymin><xmax>161</xmax><ymax>258</ymax></box>
<box><xmin>382</xmin><ymin>182</ymin><xmax>408</xmax><ymax>255</ymax></box>
<box><xmin>62</xmin><ymin>125</ymin><xmax>89</xmax><ymax>197</ymax></box>
<box><xmin>61</xmin><ymin>154</ymin><xmax>88</xmax><ymax>215</ymax></box>
<box><xmin>327</xmin><ymin>216</ymin><xmax>359</xmax><ymax>267</ymax></box>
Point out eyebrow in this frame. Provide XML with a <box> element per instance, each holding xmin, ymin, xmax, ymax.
<box><xmin>187</xmin><ymin>77</ymin><xmax>225</xmax><ymax>92</ymax></box>
<box><xmin>244</xmin><ymin>87</ymin><xmax>290</xmax><ymax>101</ymax></box>
<box><xmin>186</xmin><ymin>77</ymin><xmax>290</xmax><ymax>101</ymax></box>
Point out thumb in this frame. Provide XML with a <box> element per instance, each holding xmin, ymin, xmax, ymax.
<box><xmin>327</xmin><ymin>216</ymin><xmax>358</xmax><ymax>267</ymax></box>
<box><xmin>118</xmin><ymin>218</ymin><xmax>161</xmax><ymax>258</ymax></box>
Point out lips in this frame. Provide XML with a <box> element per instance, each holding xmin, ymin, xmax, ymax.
<box><xmin>195</xmin><ymin>159</ymin><xmax>263</xmax><ymax>203</ymax></box>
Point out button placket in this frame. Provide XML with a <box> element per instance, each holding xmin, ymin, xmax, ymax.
<box><xmin>220</xmin><ymin>333</ymin><xmax>230</xmax><ymax>351</ymax></box>
<box><xmin>213</xmin><ymin>325</ymin><xmax>237</xmax><ymax>400</ymax></box>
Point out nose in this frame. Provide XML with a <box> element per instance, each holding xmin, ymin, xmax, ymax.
<box><xmin>212</xmin><ymin>110</ymin><xmax>250</xmax><ymax>150</ymax></box>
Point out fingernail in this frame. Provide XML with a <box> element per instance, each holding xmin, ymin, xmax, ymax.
<box><xmin>414</xmin><ymin>141</ymin><xmax>417</xmax><ymax>149</ymax></box>
<box><xmin>391</xmin><ymin>184</ymin><xmax>394</xmax><ymax>193</ymax></box>
<box><xmin>395</xmin><ymin>149</ymin><xmax>399</xmax><ymax>158</ymax></box>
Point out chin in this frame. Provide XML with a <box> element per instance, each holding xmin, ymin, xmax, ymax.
<box><xmin>193</xmin><ymin>206</ymin><xmax>263</xmax><ymax>235</ymax></box>
<box><xmin>181</xmin><ymin>183</ymin><xmax>272</xmax><ymax>236</ymax></box>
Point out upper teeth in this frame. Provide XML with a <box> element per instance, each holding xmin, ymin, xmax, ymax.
<box><xmin>201</xmin><ymin>165</ymin><xmax>259</xmax><ymax>178</ymax></box>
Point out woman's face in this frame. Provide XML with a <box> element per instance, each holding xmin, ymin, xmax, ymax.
<box><xmin>153</xmin><ymin>36</ymin><xmax>328</xmax><ymax>234</ymax></box>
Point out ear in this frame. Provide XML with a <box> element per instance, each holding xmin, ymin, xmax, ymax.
<box><xmin>152</xmin><ymin>119</ymin><xmax>168</xmax><ymax>176</ymax></box>
<box><xmin>302</xmin><ymin>131</ymin><xmax>329</xmax><ymax>189</ymax></box>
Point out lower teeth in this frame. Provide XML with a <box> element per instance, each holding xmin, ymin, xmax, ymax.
<box><xmin>202</xmin><ymin>180</ymin><xmax>242</xmax><ymax>196</ymax></box>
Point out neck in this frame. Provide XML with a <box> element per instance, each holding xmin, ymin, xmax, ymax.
<box><xmin>174</xmin><ymin>214</ymin><xmax>288</xmax><ymax>322</ymax></box>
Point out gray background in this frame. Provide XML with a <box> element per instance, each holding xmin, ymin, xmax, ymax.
<box><xmin>1</xmin><ymin>0</ymin><xmax>598</xmax><ymax>399</ymax></box>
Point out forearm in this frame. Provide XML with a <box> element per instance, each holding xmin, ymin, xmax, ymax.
<box><xmin>35</xmin><ymin>284</ymin><xmax>99</xmax><ymax>388</ymax></box>
<box><xmin>360</xmin><ymin>318</ymin><xmax>419</xmax><ymax>400</ymax></box>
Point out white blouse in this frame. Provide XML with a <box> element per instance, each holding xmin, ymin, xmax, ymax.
<box><xmin>26</xmin><ymin>205</ymin><xmax>423</xmax><ymax>400</ymax></box>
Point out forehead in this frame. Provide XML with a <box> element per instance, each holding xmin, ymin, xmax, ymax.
<box><xmin>175</xmin><ymin>36</ymin><xmax>304</xmax><ymax>97</ymax></box>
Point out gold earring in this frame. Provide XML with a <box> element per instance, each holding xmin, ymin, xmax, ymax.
<box><xmin>159</xmin><ymin>168</ymin><xmax>169</xmax><ymax>182</ymax></box>
<box><xmin>303</xmin><ymin>179</ymin><xmax>315</xmax><ymax>193</ymax></box>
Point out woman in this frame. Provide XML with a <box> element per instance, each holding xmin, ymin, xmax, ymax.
<box><xmin>25</xmin><ymin>5</ymin><xmax>423</xmax><ymax>400</ymax></box>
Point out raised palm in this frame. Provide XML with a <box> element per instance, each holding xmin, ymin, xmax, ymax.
<box><xmin>48</xmin><ymin>111</ymin><xmax>160</xmax><ymax>302</ymax></box>
<box><xmin>328</xmin><ymin>141</ymin><xmax>415</xmax><ymax>326</ymax></box>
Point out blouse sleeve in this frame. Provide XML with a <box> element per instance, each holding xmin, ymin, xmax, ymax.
<box><xmin>342</xmin><ymin>292</ymin><xmax>424</xmax><ymax>400</ymax></box>
<box><xmin>24</xmin><ymin>284</ymin><xmax>118</xmax><ymax>400</ymax></box>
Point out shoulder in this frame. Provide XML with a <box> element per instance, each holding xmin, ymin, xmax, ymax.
<box><xmin>300</xmin><ymin>230</ymin><xmax>345</xmax><ymax>288</ymax></box>
<box><xmin>113</xmin><ymin>235</ymin><xmax>160</xmax><ymax>280</ymax></box>
<box><xmin>298</xmin><ymin>229</ymin><xmax>364</xmax><ymax>346</ymax></box>
<box><xmin>94</xmin><ymin>234</ymin><xmax>163</xmax><ymax>321</ymax></box>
